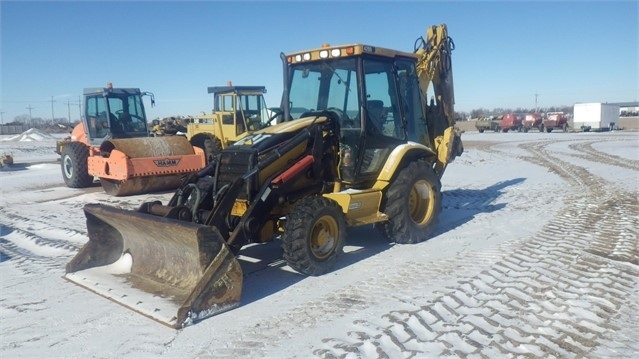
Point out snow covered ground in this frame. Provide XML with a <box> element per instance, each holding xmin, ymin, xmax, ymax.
<box><xmin>1</xmin><ymin>129</ymin><xmax>637</xmax><ymax>358</ymax></box>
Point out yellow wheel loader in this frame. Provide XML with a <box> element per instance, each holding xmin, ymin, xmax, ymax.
<box><xmin>57</xmin><ymin>84</ymin><xmax>205</xmax><ymax>196</ymax></box>
<box><xmin>65</xmin><ymin>24</ymin><xmax>463</xmax><ymax>328</ymax></box>
<box><xmin>185</xmin><ymin>85</ymin><xmax>274</xmax><ymax>164</ymax></box>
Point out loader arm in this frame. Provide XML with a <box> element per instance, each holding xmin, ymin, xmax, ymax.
<box><xmin>213</xmin><ymin>120</ymin><xmax>332</xmax><ymax>250</ymax></box>
<box><xmin>414</xmin><ymin>24</ymin><xmax>463</xmax><ymax>177</ymax></box>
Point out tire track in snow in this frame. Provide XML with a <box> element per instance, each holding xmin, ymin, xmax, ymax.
<box><xmin>567</xmin><ymin>139</ymin><xmax>639</xmax><ymax>171</ymax></box>
<box><xmin>308</xmin><ymin>138</ymin><xmax>638</xmax><ymax>358</ymax></box>
<box><xmin>0</xmin><ymin>203</ymin><xmax>88</xmax><ymax>273</ymax></box>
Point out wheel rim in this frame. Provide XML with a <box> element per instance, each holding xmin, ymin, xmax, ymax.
<box><xmin>310</xmin><ymin>215</ymin><xmax>338</xmax><ymax>259</ymax></box>
<box><xmin>408</xmin><ymin>180</ymin><xmax>435</xmax><ymax>225</ymax></box>
<box><xmin>63</xmin><ymin>155</ymin><xmax>73</xmax><ymax>178</ymax></box>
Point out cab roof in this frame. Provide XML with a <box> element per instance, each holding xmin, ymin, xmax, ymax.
<box><xmin>207</xmin><ymin>86</ymin><xmax>266</xmax><ymax>95</ymax></box>
<box><xmin>83</xmin><ymin>87</ymin><xmax>142</xmax><ymax>96</ymax></box>
<box><xmin>285</xmin><ymin>43</ymin><xmax>418</xmax><ymax>64</ymax></box>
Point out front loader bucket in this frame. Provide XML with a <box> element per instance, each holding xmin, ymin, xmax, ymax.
<box><xmin>64</xmin><ymin>203</ymin><xmax>243</xmax><ymax>328</ymax></box>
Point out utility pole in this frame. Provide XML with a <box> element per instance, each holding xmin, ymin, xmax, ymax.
<box><xmin>78</xmin><ymin>95</ymin><xmax>82</xmax><ymax>123</ymax></box>
<box><xmin>67</xmin><ymin>99</ymin><xmax>72</xmax><ymax>124</ymax></box>
<box><xmin>0</xmin><ymin>111</ymin><xmax>4</xmax><ymax>124</ymax></box>
<box><xmin>534</xmin><ymin>92</ymin><xmax>539</xmax><ymax>113</ymax></box>
<box><xmin>66</xmin><ymin>98</ymin><xmax>82</xmax><ymax>124</ymax></box>
<box><xmin>50</xmin><ymin>96</ymin><xmax>56</xmax><ymax>123</ymax></box>
<box><xmin>26</xmin><ymin>105</ymin><xmax>34</xmax><ymax>127</ymax></box>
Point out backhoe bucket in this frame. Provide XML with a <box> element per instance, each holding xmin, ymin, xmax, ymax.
<box><xmin>64</xmin><ymin>203</ymin><xmax>243</xmax><ymax>328</ymax></box>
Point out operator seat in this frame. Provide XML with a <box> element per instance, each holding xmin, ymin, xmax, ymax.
<box><xmin>367</xmin><ymin>100</ymin><xmax>386</xmax><ymax>133</ymax></box>
<box><xmin>118</xmin><ymin>112</ymin><xmax>133</xmax><ymax>131</ymax></box>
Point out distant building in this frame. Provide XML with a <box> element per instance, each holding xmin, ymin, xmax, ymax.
<box><xmin>610</xmin><ymin>101</ymin><xmax>639</xmax><ymax>117</ymax></box>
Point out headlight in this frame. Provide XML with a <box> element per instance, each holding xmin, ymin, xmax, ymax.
<box><xmin>303</xmin><ymin>53</ymin><xmax>311</xmax><ymax>61</ymax></box>
<box><xmin>331</xmin><ymin>48</ymin><xmax>341</xmax><ymax>57</ymax></box>
<box><xmin>319</xmin><ymin>50</ymin><xmax>329</xmax><ymax>58</ymax></box>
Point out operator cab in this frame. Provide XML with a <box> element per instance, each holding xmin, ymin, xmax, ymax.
<box><xmin>209</xmin><ymin>85</ymin><xmax>271</xmax><ymax>135</ymax></box>
<box><xmin>83</xmin><ymin>85</ymin><xmax>153</xmax><ymax>145</ymax></box>
<box><xmin>281</xmin><ymin>44</ymin><xmax>431</xmax><ymax>185</ymax></box>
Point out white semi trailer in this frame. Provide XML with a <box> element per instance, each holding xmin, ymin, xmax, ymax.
<box><xmin>573</xmin><ymin>102</ymin><xmax>620</xmax><ymax>131</ymax></box>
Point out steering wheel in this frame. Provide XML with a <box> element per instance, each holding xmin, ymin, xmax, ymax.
<box><xmin>326</xmin><ymin>107</ymin><xmax>354</xmax><ymax>128</ymax></box>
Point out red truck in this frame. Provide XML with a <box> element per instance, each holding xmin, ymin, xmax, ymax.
<box><xmin>522</xmin><ymin>113</ymin><xmax>544</xmax><ymax>132</ymax></box>
<box><xmin>499</xmin><ymin>113</ymin><xmax>524</xmax><ymax>132</ymax></box>
<box><xmin>543</xmin><ymin>112</ymin><xmax>569</xmax><ymax>132</ymax></box>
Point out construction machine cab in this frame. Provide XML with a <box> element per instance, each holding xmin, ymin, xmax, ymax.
<box><xmin>279</xmin><ymin>45</ymin><xmax>435</xmax><ymax>184</ymax></box>
<box><xmin>83</xmin><ymin>84</ymin><xmax>154</xmax><ymax>145</ymax></box>
<box><xmin>209</xmin><ymin>85</ymin><xmax>270</xmax><ymax>135</ymax></box>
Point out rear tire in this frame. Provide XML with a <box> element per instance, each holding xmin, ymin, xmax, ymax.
<box><xmin>381</xmin><ymin>161</ymin><xmax>441</xmax><ymax>244</ymax></box>
<box><xmin>61</xmin><ymin>142</ymin><xmax>92</xmax><ymax>188</ymax></box>
<box><xmin>281</xmin><ymin>196</ymin><xmax>346</xmax><ymax>276</ymax></box>
<box><xmin>190</xmin><ymin>134</ymin><xmax>222</xmax><ymax>165</ymax></box>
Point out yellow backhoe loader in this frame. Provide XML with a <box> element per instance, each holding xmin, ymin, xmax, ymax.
<box><xmin>65</xmin><ymin>24</ymin><xmax>463</xmax><ymax>328</ymax></box>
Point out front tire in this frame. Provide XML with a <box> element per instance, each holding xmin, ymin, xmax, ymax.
<box><xmin>61</xmin><ymin>142</ymin><xmax>92</xmax><ymax>188</ymax></box>
<box><xmin>190</xmin><ymin>134</ymin><xmax>222</xmax><ymax>165</ymax></box>
<box><xmin>281</xmin><ymin>196</ymin><xmax>346</xmax><ymax>276</ymax></box>
<box><xmin>381</xmin><ymin>161</ymin><xmax>441</xmax><ymax>244</ymax></box>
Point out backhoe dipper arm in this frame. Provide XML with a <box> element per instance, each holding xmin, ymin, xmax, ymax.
<box><xmin>414</xmin><ymin>24</ymin><xmax>462</xmax><ymax>178</ymax></box>
<box><xmin>414</xmin><ymin>24</ymin><xmax>455</xmax><ymax>128</ymax></box>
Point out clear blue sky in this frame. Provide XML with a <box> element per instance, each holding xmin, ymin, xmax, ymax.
<box><xmin>1</xmin><ymin>1</ymin><xmax>637</xmax><ymax>122</ymax></box>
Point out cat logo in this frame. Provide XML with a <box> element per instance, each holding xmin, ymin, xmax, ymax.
<box><xmin>153</xmin><ymin>158</ymin><xmax>181</xmax><ymax>167</ymax></box>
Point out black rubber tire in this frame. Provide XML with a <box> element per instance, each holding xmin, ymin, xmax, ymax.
<box><xmin>380</xmin><ymin>161</ymin><xmax>441</xmax><ymax>244</ymax></box>
<box><xmin>190</xmin><ymin>134</ymin><xmax>222</xmax><ymax>165</ymax></box>
<box><xmin>478</xmin><ymin>129</ymin><xmax>485</xmax><ymax>133</ymax></box>
<box><xmin>546</xmin><ymin>128</ymin><xmax>553</xmax><ymax>133</ymax></box>
<box><xmin>60</xmin><ymin>142</ymin><xmax>93</xmax><ymax>188</ymax></box>
<box><xmin>281</xmin><ymin>196</ymin><xmax>346</xmax><ymax>276</ymax></box>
